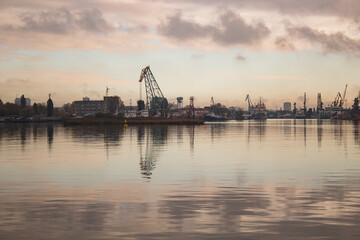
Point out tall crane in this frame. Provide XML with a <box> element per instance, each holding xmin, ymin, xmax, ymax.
<box><xmin>139</xmin><ymin>66</ymin><xmax>167</xmax><ymax>116</ymax></box>
<box><xmin>245</xmin><ymin>94</ymin><xmax>254</xmax><ymax>113</ymax></box>
<box><xmin>331</xmin><ymin>84</ymin><xmax>348</xmax><ymax>108</ymax></box>
<box><xmin>317</xmin><ymin>93</ymin><xmax>323</xmax><ymax>113</ymax></box>
<box><xmin>332</xmin><ymin>92</ymin><xmax>341</xmax><ymax>107</ymax></box>
<box><xmin>339</xmin><ymin>84</ymin><xmax>348</xmax><ymax>107</ymax></box>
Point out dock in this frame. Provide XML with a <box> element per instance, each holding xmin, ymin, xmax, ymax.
<box><xmin>63</xmin><ymin>117</ymin><xmax>204</xmax><ymax>125</ymax></box>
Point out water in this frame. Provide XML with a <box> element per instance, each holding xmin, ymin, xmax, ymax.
<box><xmin>0</xmin><ymin>120</ymin><xmax>360</xmax><ymax>239</ymax></box>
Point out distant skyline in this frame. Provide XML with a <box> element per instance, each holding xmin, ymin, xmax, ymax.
<box><xmin>1</xmin><ymin>0</ymin><xmax>360</xmax><ymax>109</ymax></box>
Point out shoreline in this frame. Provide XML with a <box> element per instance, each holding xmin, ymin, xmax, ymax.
<box><xmin>63</xmin><ymin>117</ymin><xmax>205</xmax><ymax>125</ymax></box>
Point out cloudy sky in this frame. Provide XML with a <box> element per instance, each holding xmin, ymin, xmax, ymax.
<box><xmin>0</xmin><ymin>0</ymin><xmax>360</xmax><ymax>108</ymax></box>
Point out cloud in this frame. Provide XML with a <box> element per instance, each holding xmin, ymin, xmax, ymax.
<box><xmin>0</xmin><ymin>1</ymin><xmax>358</xmax><ymax>54</ymax></box>
<box><xmin>287</xmin><ymin>26</ymin><xmax>360</xmax><ymax>53</ymax></box>
<box><xmin>235</xmin><ymin>53</ymin><xmax>246</xmax><ymax>61</ymax></box>
<box><xmin>4</xmin><ymin>8</ymin><xmax>115</xmax><ymax>34</ymax></box>
<box><xmin>158</xmin><ymin>12</ymin><xmax>214</xmax><ymax>40</ymax></box>
<box><xmin>158</xmin><ymin>9</ymin><xmax>270</xmax><ymax>47</ymax></box>
<box><xmin>213</xmin><ymin>10</ymin><xmax>270</xmax><ymax>45</ymax></box>
<box><xmin>75</xmin><ymin>8</ymin><xmax>114</xmax><ymax>33</ymax></box>
<box><xmin>157</xmin><ymin>0</ymin><xmax>360</xmax><ymax>21</ymax></box>
<box><xmin>274</xmin><ymin>37</ymin><xmax>295</xmax><ymax>51</ymax></box>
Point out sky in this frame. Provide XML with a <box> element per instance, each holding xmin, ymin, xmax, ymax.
<box><xmin>0</xmin><ymin>0</ymin><xmax>360</xmax><ymax>109</ymax></box>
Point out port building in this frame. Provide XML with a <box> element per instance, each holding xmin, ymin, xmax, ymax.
<box><xmin>73</xmin><ymin>96</ymin><xmax>122</xmax><ymax>116</ymax></box>
<box><xmin>73</xmin><ymin>97</ymin><xmax>104</xmax><ymax>116</ymax></box>
<box><xmin>104</xmin><ymin>96</ymin><xmax>120</xmax><ymax>114</ymax></box>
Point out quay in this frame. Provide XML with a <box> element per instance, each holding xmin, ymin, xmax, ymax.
<box><xmin>63</xmin><ymin>117</ymin><xmax>204</xmax><ymax>125</ymax></box>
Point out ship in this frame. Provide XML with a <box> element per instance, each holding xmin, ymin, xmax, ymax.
<box><xmin>202</xmin><ymin>97</ymin><xmax>227</xmax><ymax>121</ymax></box>
<box><xmin>253</xmin><ymin>98</ymin><xmax>267</xmax><ymax>119</ymax></box>
<box><xmin>245</xmin><ymin>95</ymin><xmax>267</xmax><ymax>120</ymax></box>
<box><xmin>202</xmin><ymin>113</ymin><xmax>227</xmax><ymax>121</ymax></box>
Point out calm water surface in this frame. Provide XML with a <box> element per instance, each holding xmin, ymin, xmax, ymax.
<box><xmin>1</xmin><ymin>120</ymin><xmax>360</xmax><ymax>239</ymax></box>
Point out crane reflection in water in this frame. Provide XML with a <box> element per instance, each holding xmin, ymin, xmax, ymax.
<box><xmin>138</xmin><ymin>125</ymin><xmax>168</xmax><ymax>179</ymax></box>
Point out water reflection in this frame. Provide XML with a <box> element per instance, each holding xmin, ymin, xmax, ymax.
<box><xmin>137</xmin><ymin>126</ymin><xmax>145</xmax><ymax>143</ymax></box>
<box><xmin>2</xmin><ymin>175</ymin><xmax>360</xmax><ymax>239</ymax></box>
<box><xmin>47</xmin><ymin>124</ymin><xmax>53</xmax><ymax>149</ymax></box>
<box><xmin>283</xmin><ymin>120</ymin><xmax>292</xmax><ymax>137</ymax></box>
<box><xmin>32</xmin><ymin>124</ymin><xmax>38</xmax><ymax>141</ymax></box>
<box><xmin>246</xmin><ymin>120</ymin><xmax>266</xmax><ymax>143</ymax></box>
<box><xmin>19</xmin><ymin>124</ymin><xmax>27</xmax><ymax>151</ymax></box>
<box><xmin>139</xmin><ymin>126</ymin><xmax>168</xmax><ymax>179</ymax></box>
<box><xmin>177</xmin><ymin>125</ymin><xmax>183</xmax><ymax>142</ymax></box>
<box><xmin>210</xmin><ymin>123</ymin><xmax>228</xmax><ymax>141</ymax></box>
<box><xmin>66</xmin><ymin>125</ymin><xmax>124</xmax><ymax>147</ymax></box>
<box><xmin>188</xmin><ymin>125</ymin><xmax>195</xmax><ymax>151</ymax></box>
<box><xmin>317</xmin><ymin>120</ymin><xmax>323</xmax><ymax>147</ymax></box>
<box><xmin>303</xmin><ymin>119</ymin><xmax>307</xmax><ymax>146</ymax></box>
<box><xmin>354</xmin><ymin>121</ymin><xmax>359</xmax><ymax>145</ymax></box>
<box><xmin>1</xmin><ymin>120</ymin><xmax>360</xmax><ymax>239</ymax></box>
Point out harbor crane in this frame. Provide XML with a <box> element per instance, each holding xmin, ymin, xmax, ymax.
<box><xmin>245</xmin><ymin>94</ymin><xmax>254</xmax><ymax>113</ymax></box>
<box><xmin>340</xmin><ymin>84</ymin><xmax>348</xmax><ymax>107</ymax></box>
<box><xmin>317</xmin><ymin>93</ymin><xmax>324</xmax><ymax>113</ymax></box>
<box><xmin>332</xmin><ymin>84</ymin><xmax>348</xmax><ymax>108</ymax></box>
<box><xmin>138</xmin><ymin>66</ymin><xmax>168</xmax><ymax>116</ymax></box>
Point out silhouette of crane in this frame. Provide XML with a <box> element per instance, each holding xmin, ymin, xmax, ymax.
<box><xmin>138</xmin><ymin>66</ymin><xmax>167</xmax><ymax>116</ymax></box>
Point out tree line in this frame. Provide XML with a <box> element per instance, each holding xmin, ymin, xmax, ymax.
<box><xmin>0</xmin><ymin>94</ymin><xmax>60</xmax><ymax>118</ymax></box>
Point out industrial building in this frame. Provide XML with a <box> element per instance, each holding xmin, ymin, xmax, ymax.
<box><xmin>73</xmin><ymin>97</ymin><xmax>104</xmax><ymax>116</ymax></box>
<box><xmin>73</xmin><ymin>95</ymin><xmax>122</xmax><ymax>116</ymax></box>
<box><xmin>104</xmin><ymin>96</ymin><xmax>120</xmax><ymax>114</ymax></box>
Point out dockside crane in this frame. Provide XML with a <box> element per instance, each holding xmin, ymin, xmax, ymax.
<box><xmin>303</xmin><ymin>92</ymin><xmax>307</xmax><ymax>112</ymax></box>
<box><xmin>331</xmin><ymin>84</ymin><xmax>348</xmax><ymax>108</ymax></box>
<box><xmin>138</xmin><ymin>66</ymin><xmax>168</xmax><ymax>116</ymax></box>
<box><xmin>245</xmin><ymin>94</ymin><xmax>254</xmax><ymax>113</ymax></box>
<box><xmin>339</xmin><ymin>84</ymin><xmax>348</xmax><ymax>107</ymax></box>
<box><xmin>317</xmin><ymin>93</ymin><xmax>324</xmax><ymax>113</ymax></box>
<box><xmin>332</xmin><ymin>93</ymin><xmax>341</xmax><ymax>107</ymax></box>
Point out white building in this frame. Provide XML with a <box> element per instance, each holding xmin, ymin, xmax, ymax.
<box><xmin>15</xmin><ymin>97</ymin><xmax>31</xmax><ymax>107</ymax></box>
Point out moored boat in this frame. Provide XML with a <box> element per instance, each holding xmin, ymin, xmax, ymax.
<box><xmin>202</xmin><ymin>113</ymin><xmax>227</xmax><ymax>122</ymax></box>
